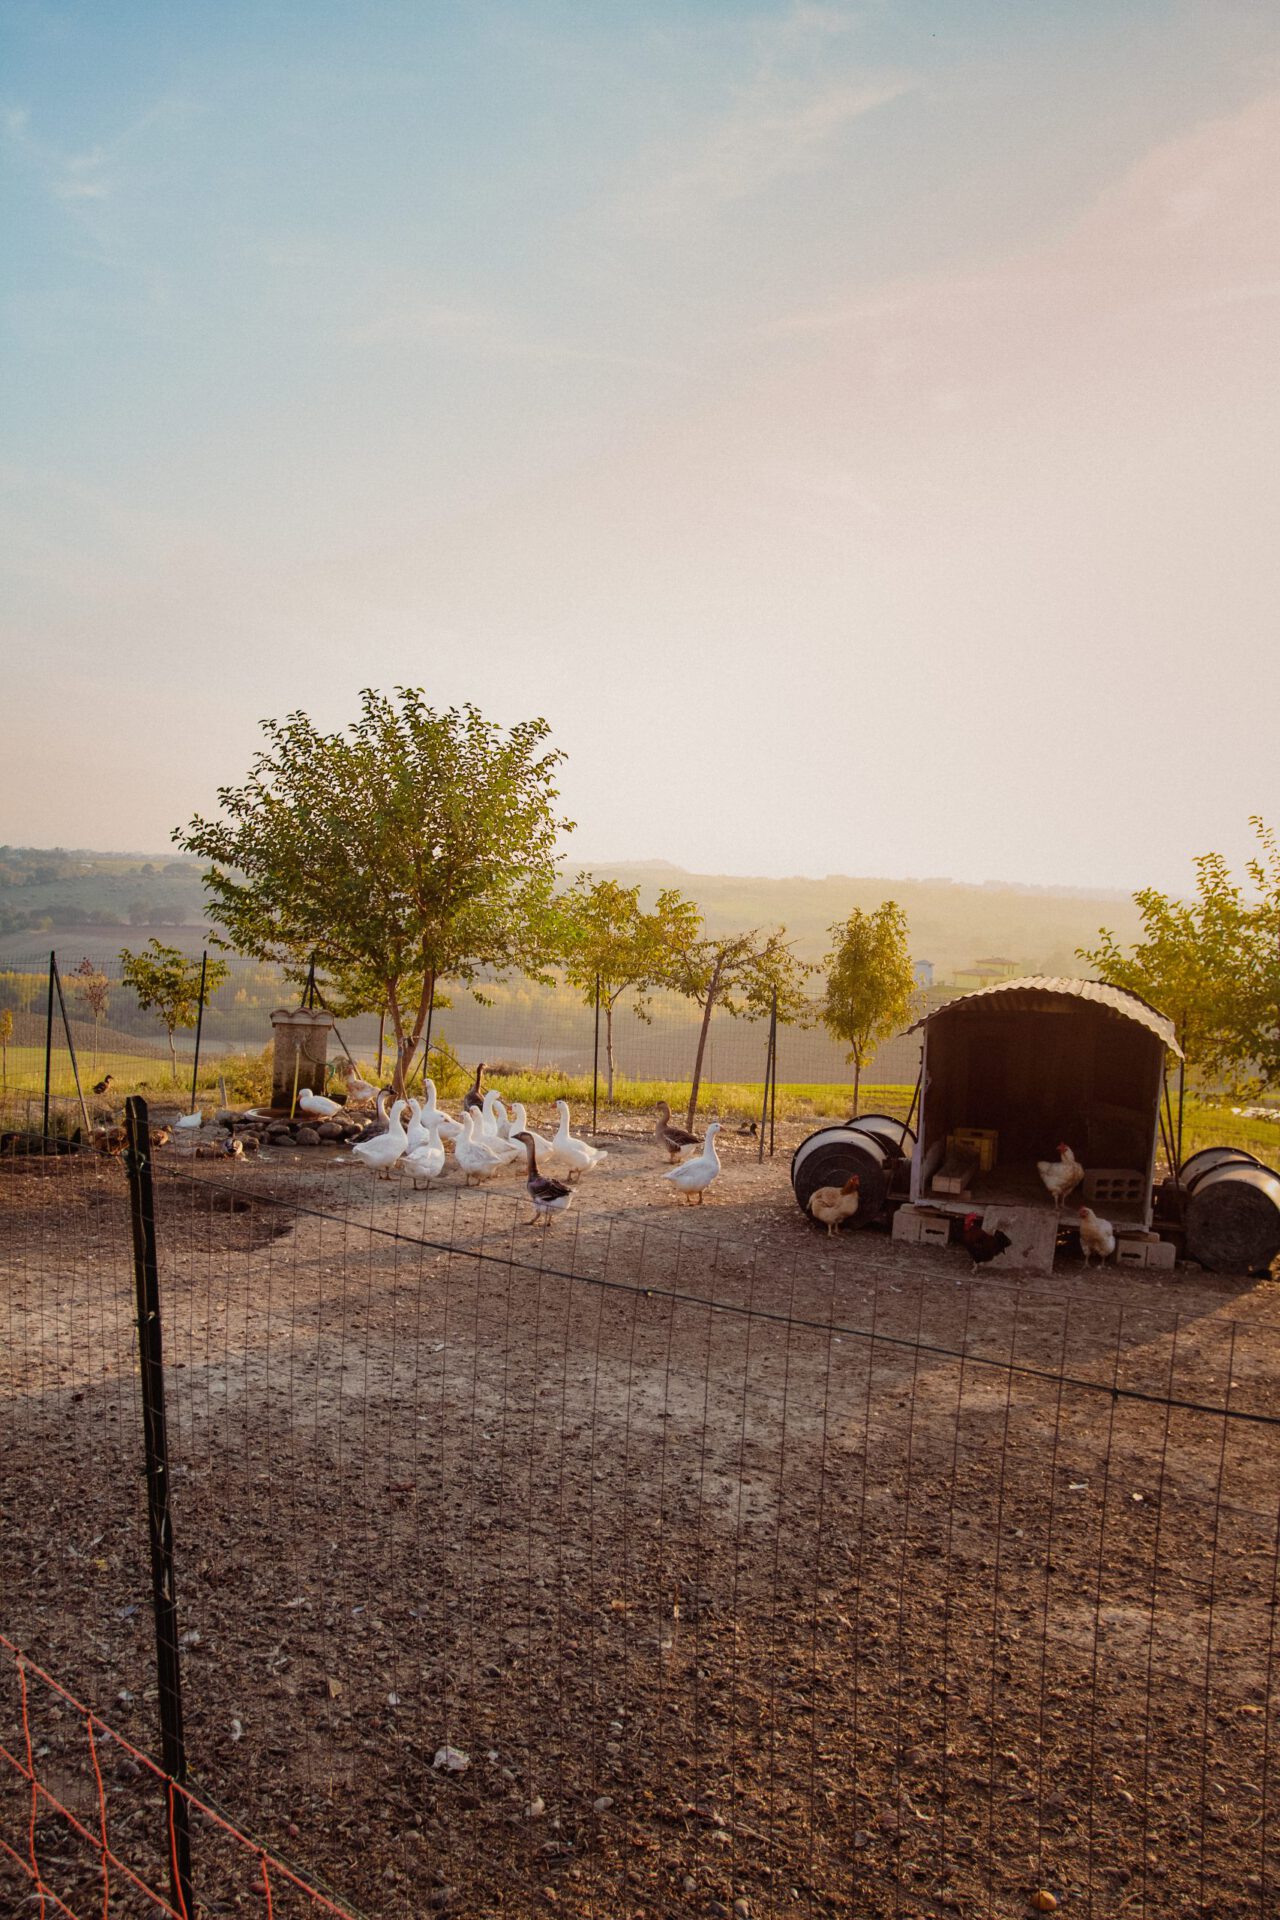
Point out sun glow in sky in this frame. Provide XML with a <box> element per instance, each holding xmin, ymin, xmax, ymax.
<box><xmin>2</xmin><ymin>2</ymin><xmax>1277</xmax><ymax>890</ymax></box>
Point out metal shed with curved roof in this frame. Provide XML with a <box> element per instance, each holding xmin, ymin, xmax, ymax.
<box><xmin>907</xmin><ymin>976</ymin><xmax>1181</xmax><ymax>1230</ymax></box>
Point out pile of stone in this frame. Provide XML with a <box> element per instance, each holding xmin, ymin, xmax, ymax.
<box><xmin>214</xmin><ymin>1107</ymin><xmax>371</xmax><ymax>1151</ymax></box>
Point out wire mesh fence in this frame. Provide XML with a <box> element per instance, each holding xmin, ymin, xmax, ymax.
<box><xmin>3</xmin><ymin>1118</ymin><xmax>1279</xmax><ymax>1917</ymax></box>
<box><xmin>0</xmin><ymin>947</ymin><xmax>922</xmax><ymax>1118</ymax></box>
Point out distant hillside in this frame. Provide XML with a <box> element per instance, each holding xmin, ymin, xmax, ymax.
<box><xmin>579</xmin><ymin>861</ymin><xmax>1143</xmax><ymax>979</ymax></box>
<box><xmin>0</xmin><ymin>847</ymin><xmax>209</xmax><ymax>942</ymax></box>
<box><xmin>0</xmin><ymin>846</ymin><xmax>1143</xmax><ymax>980</ymax></box>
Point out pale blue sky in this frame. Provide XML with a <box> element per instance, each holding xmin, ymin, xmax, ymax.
<box><xmin>3</xmin><ymin>2</ymin><xmax>1277</xmax><ymax>889</ymax></box>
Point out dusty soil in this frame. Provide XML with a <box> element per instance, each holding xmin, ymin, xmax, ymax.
<box><xmin>2</xmin><ymin>1114</ymin><xmax>1279</xmax><ymax>1919</ymax></box>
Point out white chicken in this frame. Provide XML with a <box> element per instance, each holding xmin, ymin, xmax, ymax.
<box><xmin>1037</xmin><ymin>1142</ymin><xmax>1084</xmax><ymax>1212</ymax></box>
<box><xmin>807</xmin><ymin>1173</ymin><xmax>861</xmax><ymax>1237</ymax></box>
<box><xmin>1077</xmin><ymin>1205</ymin><xmax>1116</xmax><ymax>1267</ymax></box>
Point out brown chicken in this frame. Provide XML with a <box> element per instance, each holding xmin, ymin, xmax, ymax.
<box><xmin>808</xmin><ymin>1174</ymin><xmax>861</xmax><ymax>1236</ymax></box>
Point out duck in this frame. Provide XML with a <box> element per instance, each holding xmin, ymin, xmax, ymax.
<box><xmin>297</xmin><ymin>1087</ymin><xmax>342</xmax><ymax>1120</ymax></box>
<box><xmin>514</xmin><ymin>1131</ymin><xmax>574</xmax><ymax>1226</ymax></box>
<box><xmin>343</xmin><ymin>1063</ymin><xmax>380</xmax><ymax>1106</ymax></box>
<box><xmin>546</xmin><ymin>1101</ymin><xmax>607</xmax><ymax>1182</ymax></box>
<box><xmin>662</xmin><ymin>1122</ymin><xmax>722</xmax><ymax>1205</ymax></box>
<box><xmin>420</xmin><ymin>1079</ymin><xmax>463</xmax><ymax>1143</ymax></box>
<box><xmin>351</xmin><ymin>1100</ymin><xmax>410</xmax><ymax>1179</ymax></box>
<box><xmin>655</xmin><ymin>1101</ymin><xmax>700</xmax><ymax>1163</ymax></box>
<box><xmin>173</xmin><ymin>1111</ymin><xmax>204</xmax><ymax>1133</ymax></box>
<box><xmin>454</xmin><ymin>1108</ymin><xmax>502</xmax><ymax>1184</ymax></box>
<box><xmin>462</xmin><ymin>1062</ymin><xmax>486</xmax><ymax>1114</ymax></box>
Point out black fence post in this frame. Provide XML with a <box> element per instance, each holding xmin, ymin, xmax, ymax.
<box><xmin>758</xmin><ymin>993</ymin><xmax>775</xmax><ymax>1164</ymax></box>
<box><xmin>42</xmin><ymin>951</ymin><xmax>55</xmax><ymax>1137</ymax></box>
<box><xmin>51</xmin><ymin>956</ymin><xmax>91</xmax><ymax>1138</ymax></box>
<box><xmin>188</xmin><ymin>952</ymin><xmax>209</xmax><ymax>1115</ymax></box>
<box><xmin>591</xmin><ymin>974</ymin><xmax>601</xmax><ymax>1135</ymax></box>
<box><xmin>767</xmin><ymin>985</ymin><xmax>778</xmax><ymax>1159</ymax></box>
<box><xmin>123</xmin><ymin>1097</ymin><xmax>194</xmax><ymax>1919</ymax></box>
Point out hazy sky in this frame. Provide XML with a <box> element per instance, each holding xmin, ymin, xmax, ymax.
<box><xmin>3</xmin><ymin>1</ymin><xmax>1277</xmax><ymax>891</ymax></box>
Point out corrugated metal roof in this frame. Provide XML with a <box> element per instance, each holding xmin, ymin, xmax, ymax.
<box><xmin>907</xmin><ymin>975</ymin><xmax>1182</xmax><ymax>1056</ymax></box>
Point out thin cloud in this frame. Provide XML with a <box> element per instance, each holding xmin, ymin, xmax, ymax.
<box><xmin>634</xmin><ymin>71</ymin><xmax>914</xmax><ymax>219</ymax></box>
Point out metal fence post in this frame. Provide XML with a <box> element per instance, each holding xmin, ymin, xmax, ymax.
<box><xmin>188</xmin><ymin>952</ymin><xmax>209</xmax><ymax>1115</ymax></box>
<box><xmin>51</xmin><ymin>955</ymin><xmax>91</xmax><ymax>1138</ymax></box>
<box><xmin>123</xmin><ymin>1096</ymin><xmax>194</xmax><ymax>1919</ymax></box>
<box><xmin>591</xmin><ymin>974</ymin><xmax>601</xmax><ymax>1134</ymax></box>
<box><xmin>757</xmin><ymin>994</ymin><xmax>775</xmax><ymax>1163</ymax></box>
<box><xmin>767</xmin><ymin>985</ymin><xmax>778</xmax><ymax>1159</ymax></box>
<box><xmin>42</xmin><ymin>951</ymin><xmax>55</xmax><ymax>1136</ymax></box>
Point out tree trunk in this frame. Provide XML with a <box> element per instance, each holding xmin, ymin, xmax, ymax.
<box><xmin>686</xmin><ymin>956</ymin><xmax>724</xmax><ymax>1133</ymax></box>
<box><xmin>167</xmin><ymin>1026</ymin><xmax>179</xmax><ymax>1083</ymax></box>
<box><xmin>605</xmin><ymin>1002</ymin><xmax>616</xmax><ymax>1103</ymax></box>
<box><xmin>851</xmin><ymin>1050</ymin><xmax>861</xmax><ymax>1118</ymax></box>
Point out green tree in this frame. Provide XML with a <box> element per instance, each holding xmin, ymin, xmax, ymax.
<box><xmin>0</xmin><ymin>1007</ymin><xmax>11</xmax><ymax>1092</ymax></box>
<box><xmin>558</xmin><ymin>876</ymin><xmax>701</xmax><ymax>1101</ymax></box>
<box><xmin>667</xmin><ymin>924</ymin><xmax>811</xmax><ymax>1131</ymax></box>
<box><xmin>1081</xmin><ymin>815</ymin><xmax>1280</xmax><ymax>1091</ymax></box>
<box><xmin>820</xmin><ymin>901</ymin><xmax>917</xmax><ymax>1115</ymax></box>
<box><xmin>176</xmin><ymin>689</ymin><xmax>572</xmax><ymax>1095</ymax></box>
<box><xmin>119</xmin><ymin>941</ymin><xmax>229</xmax><ymax>1082</ymax></box>
<box><xmin>71</xmin><ymin>957</ymin><xmax>110</xmax><ymax>1070</ymax></box>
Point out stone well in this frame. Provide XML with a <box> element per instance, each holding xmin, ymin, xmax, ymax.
<box><xmin>269</xmin><ymin>1007</ymin><xmax>334</xmax><ymax>1112</ymax></box>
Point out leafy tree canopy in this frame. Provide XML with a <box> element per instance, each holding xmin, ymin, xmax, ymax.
<box><xmin>820</xmin><ymin>902</ymin><xmax>917</xmax><ymax>1112</ymax></box>
<box><xmin>558</xmin><ymin>875</ymin><xmax>701</xmax><ymax>1098</ymax></box>
<box><xmin>666</xmin><ymin>923</ymin><xmax>811</xmax><ymax>1129</ymax></box>
<box><xmin>119</xmin><ymin>941</ymin><xmax>229</xmax><ymax>1081</ymax></box>
<box><xmin>176</xmin><ymin>688</ymin><xmax>572</xmax><ymax>1092</ymax></box>
<box><xmin>1081</xmin><ymin>816</ymin><xmax>1280</xmax><ymax>1092</ymax></box>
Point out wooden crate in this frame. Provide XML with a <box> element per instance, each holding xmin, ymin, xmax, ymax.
<box><xmin>947</xmin><ymin>1127</ymin><xmax>998</xmax><ymax>1173</ymax></box>
<box><xmin>892</xmin><ymin>1206</ymin><xmax>953</xmax><ymax>1248</ymax></box>
<box><xmin>1115</xmin><ymin>1236</ymin><xmax>1177</xmax><ymax>1270</ymax></box>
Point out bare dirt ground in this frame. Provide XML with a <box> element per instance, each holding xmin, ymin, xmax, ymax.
<box><xmin>2</xmin><ymin>1113</ymin><xmax>1279</xmax><ymax>1919</ymax></box>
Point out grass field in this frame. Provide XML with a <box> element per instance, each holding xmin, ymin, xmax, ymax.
<box><xmin>1</xmin><ymin>1040</ymin><xmax>910</xmax><ymax>1123</ymax></box>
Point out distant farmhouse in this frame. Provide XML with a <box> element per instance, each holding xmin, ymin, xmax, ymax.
<box><xmin>952</xmin><ymin>957</ymin><xmax>1022</xmax><ymax>990</ymax></box>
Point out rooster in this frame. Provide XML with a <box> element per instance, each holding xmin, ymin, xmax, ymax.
<box><xmin>961</xmin><ymin>1213</ymin><xmax>1011</xmax><ymax>1269</ymax></box>
<box><xmin>1037</xmin><ymin>1142</ymin><xmax>1084</xmax><ymax>1212</ymax></box>
<box><xmin>808</xmin><ymin>1173</ymin><xmax>861</xmax><ymax>1237</ymax></box>
<box><xmin>1077</xmin><ymin>1205</ymin><xmax>1115</xmax><ymax>1267</ymax></box>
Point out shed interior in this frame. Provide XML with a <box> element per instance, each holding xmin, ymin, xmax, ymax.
<box><xmin>914</xmin><ymin>996</ymin><xmax>1166</xmax><ymax>1225</ymax></box>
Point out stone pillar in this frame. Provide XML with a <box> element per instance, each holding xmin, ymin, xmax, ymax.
<box><xmin>269</xmin><ymin>1007</ymin><xmax>334</xmax><ymax>1112</ymax></box>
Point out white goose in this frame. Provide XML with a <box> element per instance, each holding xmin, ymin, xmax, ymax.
<box><xmin>421</xmin><ymin>1079</ymin><xmax>463</xmax><ymax>1143</ymax></box>
<box><xmin>403</xmin><ymin>1098</ymin><xmax>433</xmax><ymax>1153</ymax></box>
<box><xmin>403</xmin><ymin>1118</ymin><xmax>446</xmax><ymax>1188</ymax></box>
<box><xmin>479</xmin><ymin>1091</ymin><xmax>523</xmax><ymax>1164</ymax></box>
<box><xmin>662</xmin><ymin>1122</ymin><xmax>722</xmax><ymax>1205</ymax></box>
<box><xmin>454</xmin><ymin>1108</ymin><xmax>503</xmax><ymax>1184</ymax></box>
<box><xmin>546</xmin><ymin>1101</ymin><xmax>607</xmax><ymax>1182</ymax></box>
<box><xmin>351</xmin><ymin>1100</ymin><xmax>410</xmax><ymax>1179</ymax></box>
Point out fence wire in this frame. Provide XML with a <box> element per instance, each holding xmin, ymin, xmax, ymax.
<box><xmin>2</xmin><ymin>1132</ymin><xmax>1279</xmax><ymax>1918</ymax></box>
